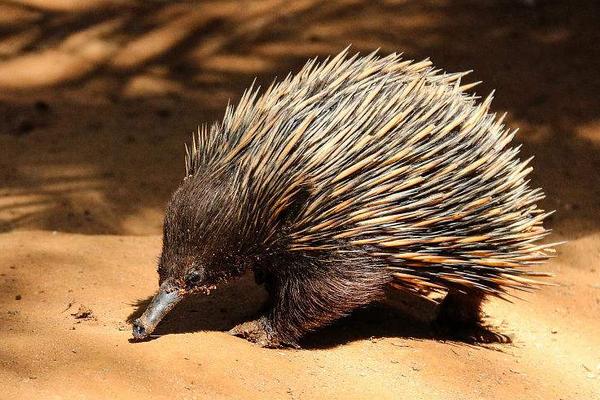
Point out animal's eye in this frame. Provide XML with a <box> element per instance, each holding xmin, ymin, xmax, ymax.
<box><xmin>185</xmin><ymin>271</ymin><xmax>202</xmax><ymax>285</ymax></box>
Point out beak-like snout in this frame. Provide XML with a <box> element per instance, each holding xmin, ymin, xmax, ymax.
<box><xmin>132</xmin><ymin>282</ymin><xmax>183</xmax><ymax>340</ymax></box>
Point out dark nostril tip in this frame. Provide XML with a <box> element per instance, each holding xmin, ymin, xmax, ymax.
<box><xmin>132</xmin><ymin>320</ymin><xmax>147</xmax><ymax>339</ymax></box>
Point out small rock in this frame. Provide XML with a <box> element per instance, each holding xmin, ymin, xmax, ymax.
<box><xmin>15</xmin><ymin>294</ymin><xmax>21</xmax><ymax>300</ymax></box>
<box><xmin>70</xmin><ymin>305</ymin><xmax>95</xmax><ymax>320</ymax></box>
<box><xmin>34</xmin><ymin>100</ymin><xmax>50</xmax><ymax>112</ymax></box>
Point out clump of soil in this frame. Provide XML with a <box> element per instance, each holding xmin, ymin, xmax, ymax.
<box><xmin>70</xmin><ymin>305</ymin><xmax>95</xmax><ymax>321</ymax></box>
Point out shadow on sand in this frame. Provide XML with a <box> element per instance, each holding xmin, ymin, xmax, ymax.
<box><xmin>1</xmin><ymin>0</ymin><xmax>599</xmax><ymax>238</ymax></box>
<box><xmin>126</xmin><ymin>274</ymin><xmax>511</xmax><ymax>349</ymax></box>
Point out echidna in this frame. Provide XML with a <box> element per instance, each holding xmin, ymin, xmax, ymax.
<box><xmin>132</xmin><ymin>49</ymin><xmax>556</xmax><ymax>347</ymax></box>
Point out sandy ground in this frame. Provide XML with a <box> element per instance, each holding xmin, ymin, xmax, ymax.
<box><xmin>1</xmin><ymin>231</ymin><xmax>600</xmax><ymax>399</ymax></box>
<box><xmin>1</xmin><ymin>0</ymin><xmax>599</xmax><ymax>399</ymax></box>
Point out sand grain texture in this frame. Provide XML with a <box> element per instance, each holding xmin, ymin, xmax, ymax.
<box><xmin>1</xmin><ymin>231</ymin><xmax>599</xmax><ymax>399</ymax></box>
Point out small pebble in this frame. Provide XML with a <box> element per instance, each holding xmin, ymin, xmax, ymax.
<box><xmin>34</xmin><ymin>100</ymin><xmax>50</xmax><ymax>112</ymax></box>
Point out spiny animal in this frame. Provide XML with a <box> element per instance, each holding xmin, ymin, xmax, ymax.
<box><xmin>132</xmin><ymin>49</ymin><xmax>556</xmax><ymax>347</ymax></box>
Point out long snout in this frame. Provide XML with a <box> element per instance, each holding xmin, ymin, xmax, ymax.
<box><xmin>132</xmin><ymin>283</ymin><xmax>183</xmax><ymax>340</ymax></box>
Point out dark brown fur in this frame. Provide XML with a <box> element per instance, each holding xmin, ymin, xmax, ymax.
<box><xmin>159</xmin><ymin>171</ymin><xmax>394</xmax><ymax>347</ymax></box>
<box><xmin>158</xmin><ymin>169</ymin><xmax>490</xmax><ymax>347</ymax></box>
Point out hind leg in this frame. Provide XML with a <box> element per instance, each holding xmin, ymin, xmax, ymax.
<box><xmin>230</xmin><ymin>261</ymin><xmax>390</xmax><ymax>348</ymax></box>
<box><xmin>435</xmin><ymin>289</ymin><xmax>484</xmax><ymax>327</ymax></box>
<box><xmin>433</xmin><ymin>289</ymin><xmax>508</xmax><ymax>343</ymax></box>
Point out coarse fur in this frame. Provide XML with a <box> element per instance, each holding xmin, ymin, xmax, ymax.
<box><xmin>157</xmin><ymin>48</ymin><xmax>556</xmax><ymax>347</ymax></box>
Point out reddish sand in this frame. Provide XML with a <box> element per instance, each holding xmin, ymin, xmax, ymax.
<box><xmin>1</xmin><ymin>1</ymin><xmax>599</xmax><ymax>399</ymax></box>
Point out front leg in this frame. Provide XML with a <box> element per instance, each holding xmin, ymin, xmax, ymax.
<box><xmin>229</xmin><ymin>316</ymin><xmax>294</xmax><ymax>348</ymax></box>
<box><xmin>230</xmin><ymin>257</ymin><xmax>390</xmax><ymax>348</ymax></box>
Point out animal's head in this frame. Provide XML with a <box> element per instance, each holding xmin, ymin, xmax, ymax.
<box><xmin>132</xmin><ymin>173</ymin><xmax>249</xmax><ymax>340</ymax></box>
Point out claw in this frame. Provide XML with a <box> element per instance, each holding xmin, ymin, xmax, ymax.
<box><xmin>228</xmin><ymin>319</ymin><xmax>299</xmax><ymax>348</ymax></box>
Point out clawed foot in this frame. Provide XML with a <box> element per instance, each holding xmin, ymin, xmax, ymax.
<box><xmin>431</xmin><ymin>292</ymin><xmax>510</xmax><ymax>344</ymax></box>
<box><xmin>228</xmin><ymin>318</ymin><xmax>300</xmax><ymax>348</ymax></box>
<box><xmin>432</xmin><ymin>318</ymin><xmax>511</xmax><ymax>344</ymax></box>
